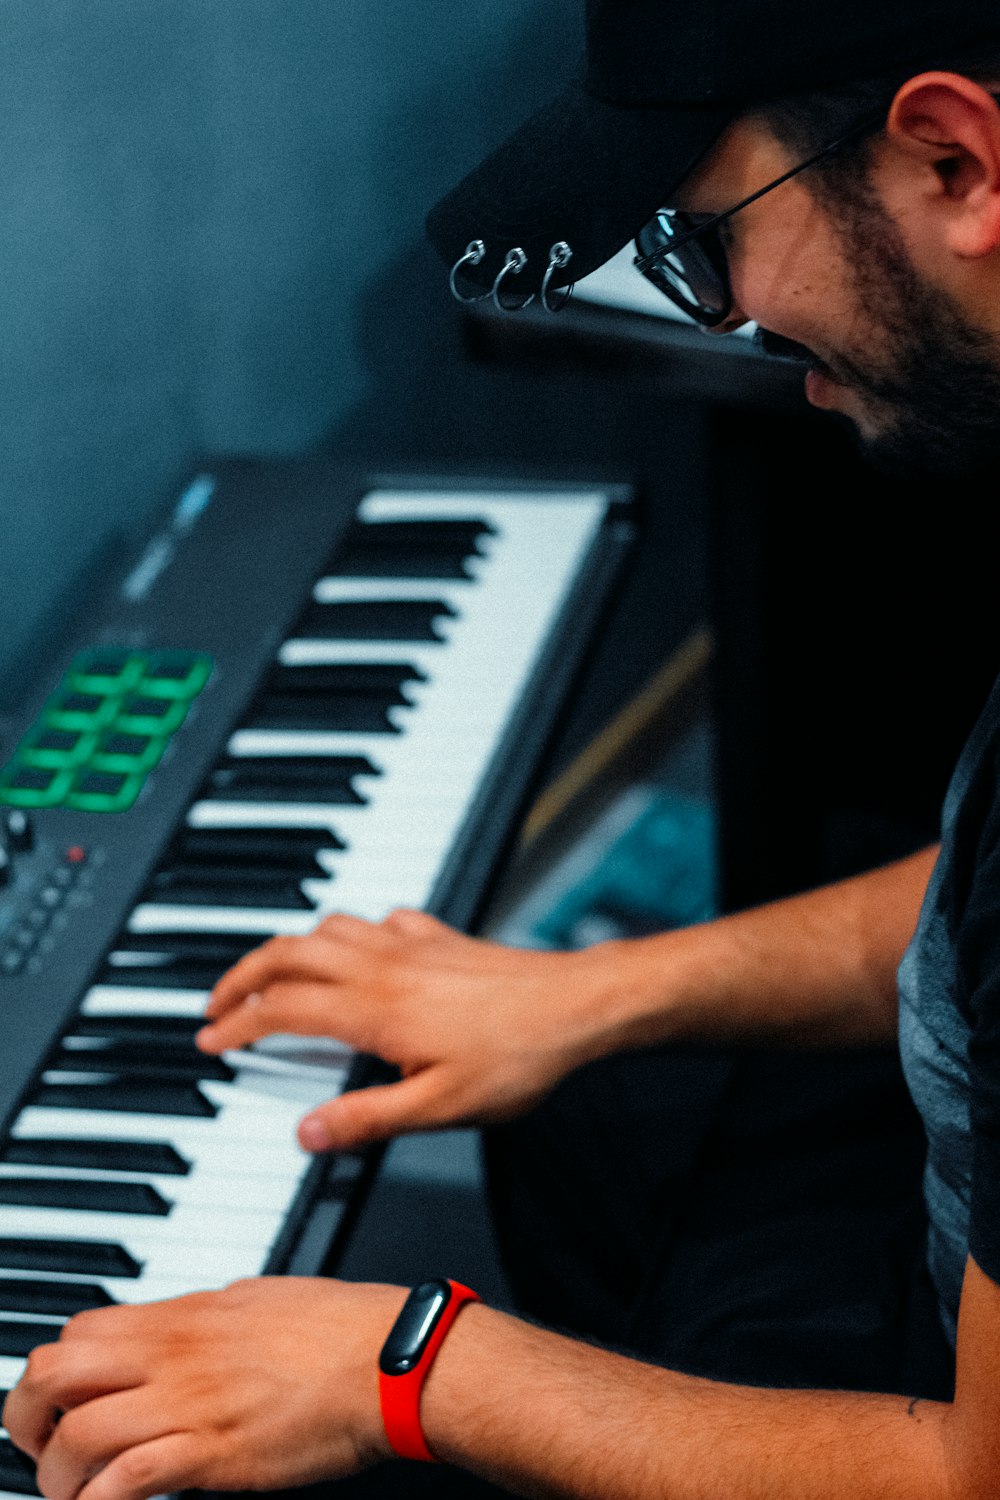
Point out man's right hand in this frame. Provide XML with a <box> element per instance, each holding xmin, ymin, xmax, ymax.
<box><xmin>196</xmin><ymin>908</ymin><xmax>629</xmax><ymax>1153</ymax></box>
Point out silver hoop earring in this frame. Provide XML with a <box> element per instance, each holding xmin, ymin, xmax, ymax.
<box><xmin>449</xmin><ymin>240</ymin><xmax>490</xmax><ymax>304</ymax></box>
<box><xmin>540</xmin><ymin>242</ymin><xmax>574</xmax><ymax>312</ymax></box>
<box><xmin>491</xmin><ymin>247</ymin><xmax>534</xmax><ymax>312</ymax></box>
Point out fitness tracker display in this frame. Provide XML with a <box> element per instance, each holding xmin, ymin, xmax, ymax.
<box><xmin>378</xmin><ymin>1277</ymin><xmax>480</xmax><ymax>1461</ymax></box>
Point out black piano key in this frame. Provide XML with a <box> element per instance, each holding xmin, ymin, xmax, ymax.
<box><xmin>3</xmin><ymin>1138</ymin><xmax>191</xmax><ymax>1176</ymax></box>
<box><xmin>264</xmin><ymin>663</ymin><xmax>425</xmax><ymax>694</ymax></box>
<box><xmin>293</xmin><ymin>598</ymin><xmax>455</xmax><ymax>641</ymax></box>
<box><xmin>144</xmin><ymin>872</ymin><xmax>317</xmax><ymax>910</ymax></box>
<box><xmin>0</xmin><ymin>1238</ymin><xmax>142</xmax><ymax>1278</ymax></box>
<box><xmin>331</xmin><ymin>550</ymin><xmax>472</xmax><ymax>580</ymax></box>
<box><xmin>0</xmin><ymin>1322</ymin><xmax>65</xmax><ymax>1359</ymax></box>
<box><xmin>244</xmin><ymin>692</ymin><xmax>404</xmax><ymax>735</ymax></box>
<box><xmin>54</xmin><ymin>1042</ymin><xmax>235</xmax><ymax>1083</ymax></box>
<box><xmin>31</xmin><ymin>1082</ymin><xmax>217</xmax><ymax>1118</ymax></box>
<box><xmin>0</xmin><ymin>1279</ymin><xmax>116</xmax><ymax>1317</ymax></box>
<box><xmin>206</xmin><ymin>755</ymin><xmax>376</xmax><ymax>805</ymax></box>
<box><xmin>110</xmin><ymin>931</ymin><xmax>264</xmax><ymax>962</ymax></box>
<box><xmin>157</xmin><ymin>846</ymin><xmax>327</xmax><ymax>882</ymax></box>
<box><xmin>95</xmin><ymin>960</ymin><xmax>230</xmax><ymax>990</ymax></box>
<box><xmin>0</xmin><ymin>1179</ymin><xmax>171</xmax><ymax>1216</ymax></box>
<box><xmin>0</xmin><ymin>1437</ymin><xmax>41</xmax><ymax>1496</ymax></box>
<box><xmin>327</xmin><ymin>519</ymin><xmax>495</xmax><ymax>579</ymax></box>
<box><xmin>98</xmin><ymin>929</ymin><xmax>264</xmax><ymax>990</ymax></box>
<box><xmin>75</xmin><ymin>1015</ymin><xmax>205</xmax><ymax>1045</ymax></box>
<box><xmin>173</xmin><ymin>827</ymin><xmax>345</xmax><ymax>867</ymax></box>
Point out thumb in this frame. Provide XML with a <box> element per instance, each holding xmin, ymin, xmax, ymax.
<box><xmin>298</xmin><ymin>1070</ymin><xmax>454</xmax><ymax>1151</ymax></box>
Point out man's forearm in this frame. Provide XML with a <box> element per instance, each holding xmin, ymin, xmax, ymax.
<box><xmin>423</xmin><ymin>1303</ymin><xmax>953</xmax><ymax>1500</ymax></box>
<box><xmin>601</xmin><ymin>844</ymin><xmax>939</xmax><ymax>1054</ymax></box>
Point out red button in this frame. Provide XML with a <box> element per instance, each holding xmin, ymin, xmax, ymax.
<box><xmin>66</xmin><ymin>845</ymin><xmax>87</xmax><ymax>864</ymax></box>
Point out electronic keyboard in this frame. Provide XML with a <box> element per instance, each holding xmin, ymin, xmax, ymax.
<box><xmin>0</xmin><ymin>459</ymin><xmax>634</xmax><ymax>1497</ymax></box>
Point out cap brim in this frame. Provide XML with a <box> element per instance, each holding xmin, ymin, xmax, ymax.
<box><xmin>426</xmin><ymin>79</ymin><xmax>736</xmax><ymax>296</ymax></box>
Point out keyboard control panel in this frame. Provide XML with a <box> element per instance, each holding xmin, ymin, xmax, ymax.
<box><xmin>0</xmin><ymin>650</ymin><xmax>214</xmax><ymax>814</ymax></box>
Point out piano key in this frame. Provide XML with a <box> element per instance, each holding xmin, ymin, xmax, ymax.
<box><xmin>0</xmin><ymin>1239</ymin><xmax>141</xmax><ymax>1278</ymax></box>
<box><xmin>80</xmin><ymin>987</ymin><xmax>210</xmax><ymax>1018</ymax></box>
<box><xmin>0</xmin><ymin>1279</ymin><xmax>115</xmax><ymax>1316</ymax></box>
<box><xmin>30</xmin><ymin>1082</ymin><xmax>217</xmax><ymax>1118</ymax></box>
<box><xmin>0</xmin><ymin>1326</ymin><xmax>64</xmax><ymax>1362</ymax></box>
<box><xmin>171</xmin><ymin>826</ymin><xmax>345</xmax><ymax>866</ymax></box>
<box><xmin>73</xmin><ymin>1015</ymin><xmax>205</xmax><ymax>1044</ymax></box>
<box><xmin>0</xmin><ymin>1204</ymin><xmax>282</xmax><ymax>1254</ymax></box>
<box><xmin>0</xmin><ymin>1165</ymin><xmax>310</xmax><ymax>1215</ymax></box>
<box><xmin>54</xmin><ymin>1041</ymin><xmax>235</xmax><ymax>1084</ymax></box>
<box><xmin>293</xmin><ymin>599</ymin><xmax>456</xmax><ymax>642</ymax></box>
<box><xmin>149</xmin><ymin>859</ymin><xmax>325</xmax><ymax>894</ymax></box>
<box><xmin>2</xmin><ymin>1139</ymin><xmax>190</xmax><ymax>1176</ymax></box>
<box><xmin>108</xmin><ymin>931</ymin><xmax>264</xmax><ymax>964</ymax></box>
<box><xmin>243</xmin><ymin>693</ymin><xmax>408</xmax><ymax>735</ymax></box>
<box><xmin>144</xmin><ymin>871</ymin><xmax>317</xmax><ymax>911</ymax></box>
<box><xmin>206</xmin><ymin>756</ymin><xmax>375</xmax><ymax>803</ymax></box>
<box><xmin>0</xmin><ymin>1180</ymin><xmax>171</xmax><ymax>1217</ymax></box>
<box><xmin>308</xmin><ymin>578</ymin><xmax>470</xmax><ymax>605</ymax></box>
<box><xmin>0</xmin><ymin>1436</ymin><xmax>40</xmax><ymax>1496</ymax></box>
<box><xmin>327</xmin><ymin>518</ymin><xmax>495</xmax><ymax>579</ymax></box>
<box><xmin>263</xmin><ymin>662</ymin><xmax>425</xmax><ymax>694</ymax></box>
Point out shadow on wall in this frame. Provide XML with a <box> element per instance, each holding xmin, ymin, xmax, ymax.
<box><xmin>0</xmin><ymin>0</ymin><xmax>579</xmax><ymax>703</ymax></box>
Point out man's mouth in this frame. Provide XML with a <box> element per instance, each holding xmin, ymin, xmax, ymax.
<box><xmin>752</xmin><ymin>327</ymin><xmax>814</xmax><ymax>365</ymax></box>
<box><xmin>752</xmin><ymin>327</ymin><xmax>846</xmax><ymax>404</ymax></box>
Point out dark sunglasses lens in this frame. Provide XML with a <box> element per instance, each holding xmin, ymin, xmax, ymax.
<box><xmin>636</xmin><ymin>211</ymin><xmax>730</xmax><ymax>318</ymax></box>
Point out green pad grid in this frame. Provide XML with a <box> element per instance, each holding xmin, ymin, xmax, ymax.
<box><xmin>1</xmin><ymin>649</ymin><xmax>213</xmax><ymax>813</ymax></box>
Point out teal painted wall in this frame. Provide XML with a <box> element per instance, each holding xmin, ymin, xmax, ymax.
<box><xmin>0</xmin><ymin>0</ymin><xmax>578</xmax><ymax>703</ymax></box>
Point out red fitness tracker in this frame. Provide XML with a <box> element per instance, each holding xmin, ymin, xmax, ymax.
<box><xmin>378</xmin><ymin>1277</ymin><xmax>481</xmax><ymax>1462</ymax></box>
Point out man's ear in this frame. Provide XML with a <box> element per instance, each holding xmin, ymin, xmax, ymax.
<box><xmin>886</xmin><ymin>72</ymin><xmax>1000</xmax><ymax>258</ymax></box>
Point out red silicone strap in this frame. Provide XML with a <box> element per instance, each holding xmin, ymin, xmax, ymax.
<box><xmin>379</xmin><ymin>1280</ymin><xmax>480</xmax><ymax>1462</ymax></box>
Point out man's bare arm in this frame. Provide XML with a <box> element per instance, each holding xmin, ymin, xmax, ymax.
<box><xmin>196</xmin><ymin>845</ymin><xmax>938</xmax><ymax>1150</ymax></box>
<box><xmin>7</xmin><ymin>1251</ymin><xmax>999</xmax><ymax>1500</ymax></box>
<box><xmin>612</xmin><ymin>842</ymin><xmax>939</xmax><ymax>1053</ymax></box>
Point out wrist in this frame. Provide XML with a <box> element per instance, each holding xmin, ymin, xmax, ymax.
<box><xmin>578</xmin><ymin>929</ymin><xmax>703</xmax><ymax>1056</ymax></box>
<box><xmin>377</xmin><ymin>1279</ymin><xmax>481</xmax><ymax>1462</ymax></box>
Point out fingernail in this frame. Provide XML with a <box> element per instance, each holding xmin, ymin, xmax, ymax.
<box><xmin>195</xmin><ymin>1025</ymin><xmax>215</xmax><ymax>1049</ymax></box>
<box><xmin>299</xmin><ymin>1116</ymin><xmax>333</xmax><ymax>1152</ymax></box>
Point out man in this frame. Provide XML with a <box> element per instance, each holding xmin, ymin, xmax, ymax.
<box><xmin>8</xmin><ymin>0</ymin><xmax>1000</xmax><ymax>1494</ymax></box>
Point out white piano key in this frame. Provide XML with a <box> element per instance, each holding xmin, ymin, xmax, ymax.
<box><xmin>310</xmin><ymin>578</ymin><xmax>473</xmax><ymax>604</ymax></box>
<box><xmin>0</xmin><ymin>1356</ymin><xmax>28</xmax><ymax>1388</ymax></box>
<box><xmin>356</xmin><ymin>488</ymin><xmax>607</xmax><ymax>522</ymax></box>
<box><xmin>278</xmin><ymin>639</ymin><xmax>443</xmax><ymax>669</ymax></box>
<box><xmin>81</xmin><ymin>987</ymin><xmax>210</xmax><ymax>1018</ymax></box>
<box><xmin>0</xmin><ymin>1202</ymin><xmax>283</xmax><ymax>1249</ymax></box>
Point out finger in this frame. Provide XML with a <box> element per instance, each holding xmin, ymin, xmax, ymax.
<box><xmin>198</xmin><ymin>980</ymin><xmax>360</xmax><ymax>1054</ymax></box>
<box><xmin>382</xmin><ymin>908</ymin><xmax>448</xmax><ymax>939</ymax></box>
<box><xmin>5</xmin><ymin>1342</ymin><xmax>144</xmax><ymax>1461</ymax></box>
<box><xmin>34</xmin><ymin>1391</ymin><xmax>169</xmax><ymax>1500</ymax></box>
<box><xmin>298</xmin><ymin>1069</ymin><xmax>459</xmax><ymax>1151</ymax></box>
<box><xmin>76</xmin><ymin>1433</ymin><xmax>200</xmax><ymax>1500</ymax></box>
<box><xmin>314</xmin><ymin>911</ymin><xmax>386</xmax><ymax>942</ymax></box>
<box><xmin>206</xmin><ymin>934</ymin><xmax>350</xmax><ymax>1018</ymax></box>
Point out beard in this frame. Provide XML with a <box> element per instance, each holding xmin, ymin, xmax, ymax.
<box><xmin>759</xmin><ymin>175</ymin><xmax>1000</xmax><ymax>479</ymax></box>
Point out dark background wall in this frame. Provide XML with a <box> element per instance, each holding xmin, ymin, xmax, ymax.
<box><xmin>0</xmin><ymin>0</ymin><xmax>590</xmax><ymax>706</ymax></box>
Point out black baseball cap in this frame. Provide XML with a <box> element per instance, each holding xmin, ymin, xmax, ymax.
<box><xmin>426</xmin><ymin>0</ymin><xmax>1000</xmax><ymax>296</ymax></box>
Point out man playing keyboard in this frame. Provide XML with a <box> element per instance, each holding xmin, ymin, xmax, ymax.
<box><xmin>9</xmin><ymin>0</ymin><xmax>1000</xmax><ymax>1494</ymax></box>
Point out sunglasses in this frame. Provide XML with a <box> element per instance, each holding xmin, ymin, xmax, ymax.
<box><xmin>633</xmin><ymin>112</ymin><xmax>885</xmax><ymax>327</ymax></box>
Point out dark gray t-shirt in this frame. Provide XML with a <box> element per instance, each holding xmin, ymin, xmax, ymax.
<box><xmin>898</xmin><ymin>670</ymin><xmax>1000</xmax><ymax>1345</ymax></box>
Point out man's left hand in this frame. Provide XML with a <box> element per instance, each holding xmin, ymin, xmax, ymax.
<box><xmin>1</xmin><ymin>1277</ymin><xmax>405</xmax><ymax>1500</ymax></box>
